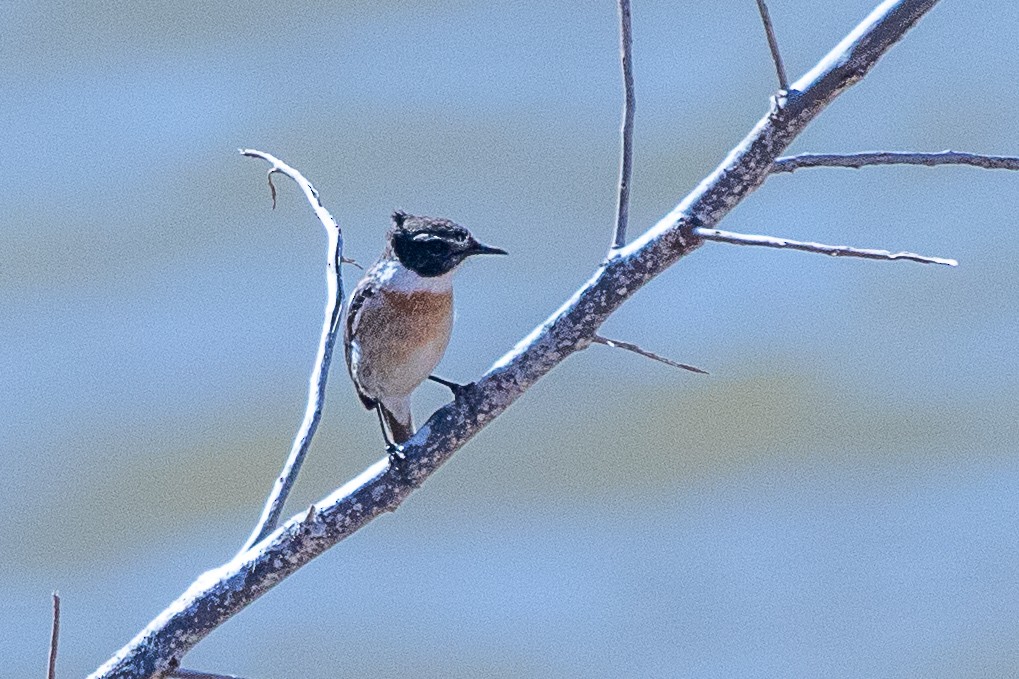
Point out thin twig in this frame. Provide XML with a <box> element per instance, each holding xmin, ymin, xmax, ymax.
<box><xmin>756</xmin><ymin>0</ymin><xmax>789</xmax><ymax>91</ymax></box>
<box><xmin>171</xmin><ymin>671</ymin><xmax>248</xmax><ymax>679</ymax></box>
<box><xmin>693</xmin><ymin>226</ymin><xmax>957</xmax><ymax>266</ymax></box>
<box><xmin>611</xmin><ymin>0</ymin><xmax>636</xmax><ymax>250</ymax></box>
<box><xmin>91</xmin><ymin>2</ymin><xmax>945</xmax><ymax>676</ymax></box>
<box><xmin>592</xmin><ymin>335</ymin><xmax>708</xmax><ymax>374</ymax></box>
<box><xmin>238</xmin><ymin>149</ymin><xmax>346</xmax><ymax>553</ymax></box>
<box><xmin>772</xmin><ymin>150</ymin><xmax>1019</xmax><ymax>173</ymax></box>
<box><xmin>48</xmin><ymin>592</ymin><xmax>60</xmax><ymax>679</ymax></box>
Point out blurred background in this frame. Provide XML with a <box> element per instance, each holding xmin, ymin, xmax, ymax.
<box><xmin>3</xmin><ymin>0</ymin><xmax>1018</xmax><ymax>676</ymax></box>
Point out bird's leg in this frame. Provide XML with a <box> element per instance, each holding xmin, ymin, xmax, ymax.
<box><xmin>428</xmin><ymin>374</ymin><xmax>471</xmax><ymax>399</ymax></box>
<box><xmin>374</xmin><ymin>404</ymin><xmax>406</xmax><ymax>471</ymax></box>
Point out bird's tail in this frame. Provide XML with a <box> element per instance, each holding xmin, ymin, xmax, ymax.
<box><xmin>380</xmin><ymin>397</ymin><xmax>414</xmax><ymax>445</ymax></box>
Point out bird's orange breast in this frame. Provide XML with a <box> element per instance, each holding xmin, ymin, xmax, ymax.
<box><xmin>350</xmin><ymin>288</ymin><xmax>454</xmax><ymax>399</ymax></box>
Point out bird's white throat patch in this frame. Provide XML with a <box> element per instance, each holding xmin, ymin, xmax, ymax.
<box><xmin>375</xmin><ymin>259</ymin><xmax>454</xmax><ymax>294</ymax></box>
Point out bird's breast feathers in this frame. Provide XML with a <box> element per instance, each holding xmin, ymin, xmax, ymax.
<box><xmin>346</xmin><ymin>262</ymin><xmax>454</xmax><ymax>400</ymax></box>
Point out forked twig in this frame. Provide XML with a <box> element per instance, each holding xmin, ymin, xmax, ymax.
<box><xmin>772</xmin><ymin>150</ymin><xmax>1019</xmax><ymax>173</ymax></box>
<box><xmin>693</xmin><ymin>226</ymin><xmax>957</xmax><ymax>266</ymax></box>
<box><xmin>592</xmin><ymin>335</ymin><xmax>707</xmax><ymax>374</ymax></box>
<box><xmin>238</xmin><ymin>149</ymin><xmax>346</xmax><ymax>553</ymax></box>
<box><xmin>611</xmin><ymin>0</ymin><xmax>636</xmax><ymax>250</ymax></box>
<box><xmin>756</xmin><ymin>0</ymin><xmax>789</xmax><ymax>91</ymax></box>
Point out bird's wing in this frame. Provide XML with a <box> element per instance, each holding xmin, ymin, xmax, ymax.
<box><xmin>344</xmin><ymin>276</ymin><xmax>378</xmax><ymax>411</ymax></box>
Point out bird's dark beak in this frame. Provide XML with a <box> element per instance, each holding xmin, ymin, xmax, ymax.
<box><xmin>467</xmin><ymin>240</ymin><xmax>508</xmax><ymax>256</ymax></box>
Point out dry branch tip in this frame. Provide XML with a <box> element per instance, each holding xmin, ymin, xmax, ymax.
<box><xmin>693</xmin><ymin>227</ymin><xmax>957</xmax><ymax>267</ymax></box>
<box><xmin>342</xmin><ymin>256</ymin><xmax>364</xmax><ymax>270</ymax></box>
<box><xmin>592</xmin><ymin>335</ymin><xmax>708</xmax><ymax>374</ymax></box>
<box><xmin>611</xmin><ymin>0</ymin><xmax>636</xmax><ymax>250</ymax></box>
<box><xmin>772</xmin><ymin>150</ymin><xmax>1019</xmax><ymax>174</ymax></box>
<box><xmin>267</xmin><ymin>172</ymin><xmax>278</xmax><ymax>209</ymax></box>
<box><xmin>48</xmin><ymin>592</ymin><xmax>60</xmax><ymax>679</ymax></box>
<box><xmin>238</xmin><ymin>149</ymin><xmax>346</xmax><ymax>555</ymax></box>
<box><xmin>756</xmin><ymin>0</ymin><xmax>789</xmax><ymax>91</ymax></box>
<box><xmin>171</xmin><ymin>670</ymin><xmax>249</xmax><ymax>679</ymax></box>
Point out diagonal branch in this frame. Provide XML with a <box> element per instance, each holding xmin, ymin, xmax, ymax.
<box><xmin>693</xmin><ymin>226</ymin><xmax>957</xmax><ymax>266</ymax></box>
<box><xmin>237</xmin><ymin>149</ymin><xmax>346</xmax><ymax>553</ymax></box>
<box><xmin>756</xmin><ymin>0</ymin><xmax>789</xmax><ymax>91</ymax></box>
<box><xmin>611</xmin><ymin>0</ymin><xmax>636</xmax><ymax>250</ymax></box>
<box><xmin>90</xmin><ymin>2</ymin><xmax>942</xmax><ymax>677</ymax></box>
<box><xmin>592</xmin><ymin>335</ymin><xmax>708</xmax><ymax>374</ymax></box>
<box><xmin>772</xmin><ymin>150</ymin><xmax>1019</xmax><ymax>173</ymax></box>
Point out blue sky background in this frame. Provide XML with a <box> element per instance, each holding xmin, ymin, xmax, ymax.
<box><xmin>2</xmin><ymin>1</ymin><xmax>1018</xmax><ymax>676</ymax></box>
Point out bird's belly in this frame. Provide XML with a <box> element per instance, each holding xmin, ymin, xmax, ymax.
<box><xmin>387</xmin><ymin>335</ymin><xmax>449</xmax><ymax>394</ymax></box>
<box><xmin>351</xmin><ymin>289</ymin><xmax>453</xmax><ymax>399</ymax></box>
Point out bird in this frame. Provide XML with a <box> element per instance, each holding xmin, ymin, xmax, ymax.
<box><xmin>344</xmin><ymin>210</ymin><xmax>507</xmax><ymax>458</ymax></box>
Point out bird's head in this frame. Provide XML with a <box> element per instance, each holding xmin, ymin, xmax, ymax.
<box><xmin>388</xmin><ymin>210</ymin><xmax>507</xmax><ymax>277</ymax></box>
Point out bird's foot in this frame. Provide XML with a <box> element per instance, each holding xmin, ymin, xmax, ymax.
<box><xmin>387</xmin><ymin>443</ymin><xmax>408</xmax><ymax>476</ymax></box>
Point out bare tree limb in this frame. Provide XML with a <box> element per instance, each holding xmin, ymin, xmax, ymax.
<box><xmin>237</xmin><ymin>149</ymin><xmax>346</xmax><ymax>554</ymax></box>
<box><xmin>606</xmin><ymin>6</ymin><xmax>691</xmax><ymax>391</ymax></box>
<box><xmin>90</xmin><ymin>2</ymin><xmax>943</xmax><ymax>677</ymax></box>
<box><xmin>693</xmin><ymin>226</ymin><xmax>957</xmax><ymax>266</ymax></box>
<box><xmin>170</xmin><ymin>671</ymin><xmax>248</xmax><ymax>679</ymax></box>
<box><xmin>48</xmin><ymin>592</ymin><xmax>60</xmax><ymax>679</ymax></box>
<box><xmin>592</xmin><ymin>335</ymin><xmax>708</xmax><ymax>374</ymax></box>
<box><xmin>772</xmin><ymin>150</ymin><xmax>1019</xmax><ymax>173</ymax></box>
<box><xmin>611</xmin><ymin>0</ymin><xmax>636</xmax><ymax>250</ymax></box>
<box><xmin>756</xmin><ymin>0</ymin><xmax>789</xmax><ymax>91</ymax></box>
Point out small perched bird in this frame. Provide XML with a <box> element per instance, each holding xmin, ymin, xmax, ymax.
<box><xmin>344</xmin><ymin>210</ymin><xmax>507</xmax><ymax>453</ymax></box>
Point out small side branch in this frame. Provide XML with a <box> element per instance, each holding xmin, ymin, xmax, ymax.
<box><xmin>693</xmin><ymin>226</ymin><xmax>957</xmax><ymax>266</ymax></box>
<box><xmin>592</xmin><ymin>335</ymin><xmax>708</xmax><ymax>374</ymax></box>
<box><xmin>238</xmin><ymin>149</ymin><xmax>346</xmax><ymax>553</ymax></box>
<box><xmin>756</xmin><ymin>0</ymin><xmax>789</xmax><ymax>91</ymax></box>
<box><xmin>48</xmin><ymin>592</ymin><xmax>60</xmax><ymax>679</ymax></box>
<box><xmin>772</xmin><ymin>150</ymin><xmax>1019</xmax><ymax>173</ymax></box>
<box><xmin>171</xmin><ymin>671</ymin><xmax>249</xmax><ymax>679</ymax></box>
<box><xmin>611</xmin><ymin>0</ymin><xmax>636</xmax><ymax>250</ymax></box>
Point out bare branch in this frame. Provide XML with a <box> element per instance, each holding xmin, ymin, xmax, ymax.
<box><xmin>48</xmin><ymin>592</ymin><xmax>60</xmax><ymax>679</ymax></box>
<box><xmin>171</xmin><ymin>671</ymin><xmax>248</xmax><ymax>679</ymax></box>
<box><xmin>91</xmin><ymin>2</ymin><xmax>943</xmax><ymax>677</ymax></box>
<box><xmin>756</xmin><ymin>0</ymin><xmax>789</xmax><ymax>91</ymax></box>
<box><xmin>611</xmin><ymin>0</ymin><xmax>636</xmax><ymax>250</ymax></box>
<box><xmin>693</xmin><ymin>226</ymin><xmax>956</xmax><ymax>266</ymax></box>
<box><xmin>592</xmin><ymin>335</ymin><xmax>708</xmax><ymax>374</ymax></box>
<box><xmin>238</xmin><ymin>149</ymin><xmax>346</xmax><ymax>553</ymax></box>
<box><xmin>772</xmin><ymin>150</ymin><xmax>1019</xmax><ymax>173</ymax></box>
